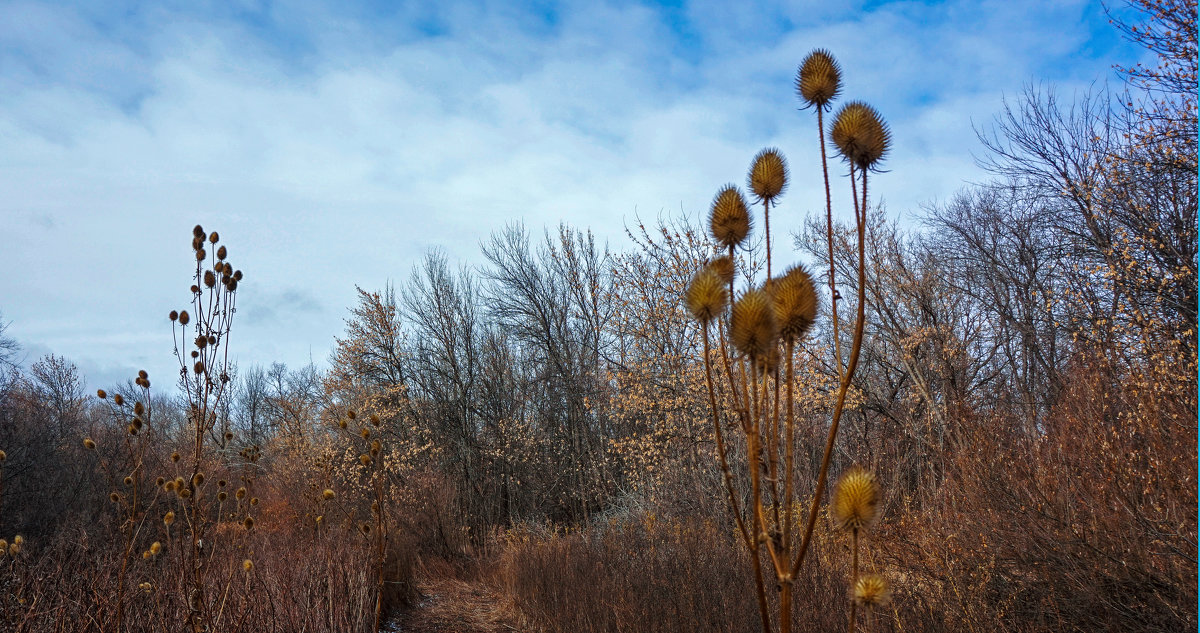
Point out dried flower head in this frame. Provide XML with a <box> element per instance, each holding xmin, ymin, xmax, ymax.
<box><xmin>149</xmin><ymin>541</ymin><xmax>162</xmax><ymax>555</ymax></box>
<box><xmin>709</xmin><ymin>185</ymin><xmax>752</xmax><ymax>248</ymax></box>
<box><xmin>179</xmin><ymin>487</ymin><xmax>192</xmax><ymax>499</ymax></box>
<box><xmin>155</xmin><ymin>477</ymin><xmax>165</xmax><ymax>487</ymax></box>
<box><xmin>243</xmin><ymin>559</ymin><xmax>253</xmax><ymax>572</ymax></box>
<box><xmin>84</xmin><ymin>438</ymin><xmax>96</xmax><ymax>450</ymax></box>
<box><xmin>123</xmin><ymin>476</ymin><xmax>133</xmax><ymax>486</ymax></box>
<box><xmin>832</xmin><ymin>466</ymin><xmax>880</xmax><ymax>531</ymax></box>
<box><xmin>133</xmin><ymin>401</ymin><xmax>144</xmax><ymax>416</ymax></box>
<box><xmin>218</xmin><ymin>491</ymin><xmax>228</xmax><ymax>501</ymax></box>
<box><xmin>171</xmin><ymin>451</ymin><xmax>180</xmax><ymax>463</ymax></box>
<box><xmin>233</xmin><ymin>270</ymin><xmax>243</xmax><ymax>281</ymax></box>
<box><xmin>217</xmin><ymin>245</ymin><xmax>227</xmax><ymax>260</ymax></box>
<box><xmin>250</xmin><ymin>497</ymin><xmax>258</xmax><ymax>506</ymax></box>
<box><xmin>196</xmin><ymin>249</ymin><xmax>206</xmax><ymax>262</ymax></box>
<box><xmin>218</xmin><ymin>479</ymin><xmax>227</xmax><ymax>488</ymax></box>
<box><xmin>97</xmin><ymin>389</ymin><xmax>107</xmax><ymax>399</ymax></box>
<box><xmin>360</xmin><ymin>454</ymin><xmax>371</xmax><ymax>466</ymax></box>
<box><xmin>772</xmin><ymin>265</ymin><xmax>819</xmax><ymax>342</ymax></box>
<box><xmin>193</xmin><ymin>225</ymin><xmax>205</xmax><ymax>239</ymax></box>
<box><xmin>831</xmin><ymin>101</ymin><xmax>891</xmax><ymax>170</ymax></box>
<box><xmin>686</xmin><ymin>267</ymin><xmax>729</xmax><ymax>324</ymax></box>
<box><xmin>193</xmin><ymin>473</ymin><xmax>205</xmax><ymax>487</ymax></box>
<box><xmin>371</xmin><ymin>414</ymin><xmax>381</xmax><ymax>427</ymax></box>
<box><xmin>853</xmin><ymin>574</ymin><xmax>892</xmax><ymax>608</ymax></box>
<box><xmin>731</xmin><ymin>289</ymin><xmax>778</xmax><ymax>360</ymax></box>
<box><xmin>360</xmin><ymin>428</ymin><xmax>370</xmax><ymax>439</ymax></box>
<box><xmin>243</xmin><ymin>516</ymin><xmax>254</xmax><ymax>530</ymax></box>
<box><xmin>236</xmin><ymin>487</ymin><xmax>247</xmax><ymax>500</ymax></box>
<box><xmin>113</xmin><ymin>394</ymin><xmax>124</xmax><ymax>406</ymax></box>
<box><xmin>164</xmin><ymin>480</ymin><xmax>176</xmax><ymax>492</ymax></box>
<box><xmin>347</xmin><ymin>409</ymin><xmax>357</xmax><ymax>420</ymax></box>
<box><xmin>0</xmin><ymin>539</ymin><xmax>7</xmax><ymax>554</ymax></box>
<box><xmin>224</xmin><ymin>431</ymin><xmax>233</xmax><ymax>441</ymax></box>
<box><xmin>322</xmin><ymin>489</ymin><xmax>336</xmax><ymax>500</ymax></box>
<box><xmin>109</xmin><ymin>492</ymin><xmax>120</xmax><ymax>503</ymax></box>
<box><xmin>709</xmin><ymin>255</ymin><xmax>735</xmax><ymax>285</ymax></box>
<box><xmin>796</xmin><ymin>49</ymin><xmax>842</xmax><ymax>110</ymax></box>
<box><xmin>178</xmin><ymin>311</ymin><xmax>190</xmax><ymax>326</ymax></box>
<box><xmin>748</xmin><ymin>148</ymin><xmax>788</xmax><ymax>203</ymax></box>
<box><xmin>204</xmin><ymin>271</ymin><xmax>216</xmax><ymax>288</ymax></box>
<box><xmin>0</xmin><ymin>450</ymin><xmax>6</xmax><ymax>462</ymax></box>
<box><xmin>194</xmin><ymin>361</ymin><xmax>205</xmax><ymax>375</ymax></box>
<box><xmin>209</xmin><ymin>232</ymin><xmax>219</xmax><ymax>244</ymax></box>
<box><xmin>164</xmin><ymin>511</ymin><xmax>175</xmax><ymax>526</ymax></box>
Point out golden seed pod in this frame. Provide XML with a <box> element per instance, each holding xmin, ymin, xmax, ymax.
<box><xmin>133</xmin><ymin>401</ymin><xmax>144</xmax><ymax>416</ymax></box>
<box><xmin>370</xmin><ymin>414</ymin><xmax>381</xmax><ymax>427</ymax></box>
<box><xmin>709</xmin><ymin>255</ymin><xmax>735</xmax><ymax>285</ymax></box>
<box><xmin>178</xmin><ymin>487</ymin><xmax>192</xmax><ymax>499</ymax></box>
<box><xmin>360</xmin><ymin>428</ymin><xmax>370</xmax><ymax>439</ymax></box>
<box><xmin>127</xmin><ymin>424</ymin><xmax>138</xmax><ymax>436</ymax></box>
<box><xmin>832</xmin><ymin>466</ymin><xmax>880</xmax><ymax>531</ymax></box>
<box><xmin>193</xmin><ymin>473</ymin><xmax>205</xmax><ymax>487</ymax></box>
<box><xmin>830</xmin><ymin>101</ymin><xmax>891</xmax><ymax>170</ymax></box>
<box><xmin>730</xmin><ymin>289</ymin><xmax>778</xmax><ymax>360</ymax></box>
<box><xmin>164</xmin><ymin>480</ymin><xmax>176</xmax><ymax>492</ymax></box>
<box><xmin>796</xmin><ymin>48</ymin><xmax>842</xmax><ymax>110</ymax></box>
<box><xmin>233</xmin><ymin>270</ymin><xmax>243</xmax><ymax>281</ymax></box>
<box><xmin>322</xmin><ymin>489</ymin><xmax>335</xmax><ymax>500</ymax></box>
<box><xmin>138</xmin><ymin>370</ymin><xmax>148</xmax><ymax>380</ymax></box>
<box><xmin>192</xmin><ymin>236</ymin><xmax>204</xmax><ymax>251</ymax></box>
<box><xmin>224</xmin><ymin>431</ymin><xmax>233</xmax><ymax>441</ymax></box>
<box><xmin>171</xmin><ymin>451</ymin><xmax>180</xmax><ymax>463</ymax></box>
<box><xmin>359</xmin><ymin>454</ymin><xmax>371</xmax><ymax>466</ymax></box>
<box><xmin>250</xmin><ymin>497</ymin><xmax>258</xmax><ymax>506</ymax></box>
<box><xmin>209</xmin><ymin>231</ymin><xmax>219</xmax><ymax>244</ymax></box>
<box><xmin>0</xmin><ymin>539</ymin><xmax>7</xmax><ymax>554</ymax></box>
<box><xmin>361</xmin><ymin>523</ymin><xmax>371</xmax><ymax>535</ymax></box>
<box><xmin>748</xmin><ymin>148</ymin><xmax>788</xmax><ymax>203</ymax></box>
<box><xmin>685</xmin><ymin>267</ymin><xmax>728</xmax><ymax>324</ymax></box>
<box><xmin>97</xmin><ymin>389</ymin><xmax>107</xmax><ymax>400</ymax></box>
<box><xmin>196</xmin><ymin>249</ymin><xmax>206</xmax><ymax>262</ymax></box>
<box><xmin>235</xmin><ymin>487</ymin><xmax>247</xmax><ymax>500</ymax></box>
<box><xmin>155</xmin><ymin>477</ymin><xmax>165</xmax><ymax>487</ymax></box>
<box><xmin>84</xmin><ymin>438</ymin><xmax>96</xmax><ymax>450</ymax></box>
<box><xmin>194</xmin><ymin>361</ymin><xmax>205</xmax><ymax>375</ymax></box>
<box><xmin>109</xmin><ymin>492</ymin><xmax>120</xmax><ymax>503</ymax></box>
<box><xmin>347</xmin><ymin>409</ymin><xmax>357</xmax><ymax>420</ymax></box>
<box><xmin>113</xmin><ymin>394</ymin><xmax>124</xmax><ymax>406</ymax></box>
<box><xmin>371</xmin><ymin>439</ymin><xmax>381</xmax><ymax>454</ymax></box>
<box><xmin>0</xmin><ymin>450</ymin><xmax>5</xmax><ymax>461</ymax></box>
<box><xmin>174</xmin><ymin>476</ymin><xmax>186</xmax><ymax>489</ymax></box>
<box><xmin>123</xmin><ymin>476</ymin><xmax>133</xmax><ymax>486</ymax></box>
<box><xmin>204</xmin><ymin>271</ymin><xmax>216</xmax><ymax>288</ymax></box>
<box><xmin>142</xmin><ymin>550</ymin><xmax>151</xmax><ymax>560</ymax></box>
<box><xmin>178</xmin><ymin>311</ymin><xmax>190</xmax><ymax>326</ymax></box>
<box><xmin>218</xmin><ymin>479</ymin><xmax>227</xmax><ymax>488</ymax></box>
<box><xmin>337</xmin><ymin>419</ymin><xmax>347</xmax><ymax>429</ymax></box>
<box><xmin>709</xmin><ymin>185</ymin><xmax>752</xmax><ymax>248</ymax></box>
<box><xmin>243</xmin><ymin>559</ymin><xmax>253</xmax><ymax>572</ymax></box>
<box><xmin>11</xmin><ymin>535</ymin><xmax>21</xmax><ymax>546</ymax></box>
<box><xmin>853</xmin><ymin>574</ymin><xmax>892</xmax><ymax>608</ymax></box>
<box><xmin>218</xmin><ymin>491</ymin><xmax>228</xmax><ymax>501</ymax></box>
<box><xmin>7</xmin><ymin>542</ymin><xmax>19</xmax><ymax>555</ymax></box>
<box><xmin>216</xmin><ymin>246</ymin><xmax>227</xmax><ymax>260</ymax></box>
<box><xmin>164</xmin><ymin>511</ymin><xmax>175</xmax><ymax>526</ymax></box>
<box><xmin>193</xmin><ymin>225</ymin><xmax>205</xmax><ymax>239</ymax></box>
<box><xmin>149</xmin><ymin>541</ymin><xmax>162</xmax><ymax>555</ymax></box>
<box><xmin>243</xmin><ymin>516</ymin><xmax>254</xmax><ymax>530</ymax></box>
<box><xmin>772</xmin><ymin>265</ymin><xmax>819</xmax><ymax>343</ymax></box>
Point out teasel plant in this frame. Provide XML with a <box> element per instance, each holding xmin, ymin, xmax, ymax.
<box><xmin>166</xmin><ymin>225</ymin><xmax>255</xmax><ymax>633</ymax></box>
<box><xmin>685</xmin><ymin>49</ymin><xmax>893</xmax><ymax>633</ymax></box>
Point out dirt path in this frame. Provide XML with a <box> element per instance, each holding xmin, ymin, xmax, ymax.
<box><xmin>387</xmin><ymin>576</ymin><xmax>523</xmax><ymax>633</ymax></box>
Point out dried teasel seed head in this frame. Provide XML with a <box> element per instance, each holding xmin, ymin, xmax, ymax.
<box><xmin>359</xmin><ymin>454</ymin><xmax>371</xmax><ymax>466</ymax></box>
<box><xmin>796</xmin><ymin>48</ymin><xmax>842</xmax><ymax>110</ymax></box>
<box><xmin>127</xmin><ymin>424</ymin><xmax>137</xmax><ymax>436</ymax></box>
<box><xmin>12</xmin><ymin>535</ymin><xmax>21</xmax><ymax>546</ymax></box>
<box><xmin>142</xmin><ymin>550</ymin><xmax>151</xmax><ymax>560</ymax></box>
<box><xmin>831</xmin><ymin>101</ymin><xmax>891</xmax><ymax>171</ymax></box>
<box><xmin>235</xmin><ymin>487</ymin><xmax>246</xmax><ymax>500</ymax></box>
<box><xmin>193</xmin><ymin>236</ymin><xmax>204</xmax><ymax>251</ymax></box>
<box><xmin>218</xmin><ymin>479</ymin><xmax>227</xmax><ymax>488</ymax></box>
<box><xmin>150</xmin><ymin>541</ymin><xmax>162</xmax><ymax>555</ymax></box>
<box><xmin>193</xmin><ymin>225</ymin><xmax>205</xmax><ymax>239</ymax></box>
<box><xmin>179</xmin><ymin>487</ymin><xmax>192</xmax><ymax>499</ymax></box>
<box><xmin>709</xmin><ymin>185</ymin><xmax>752</xmax><ymax>248</ymax></box>
<box><xmin>243</xmin><ymin>516</ymin><xmax>254</xmax><ymax>530</ymax></box>
<box><xmin>195</xmin><ymin>335</ymin><xmax>207</xmax><ymax>349</ymax></box>
<box><xmin>226</xmin><ymin>278</ymin><xmax>238</xmax><ymax>292</ymax></box>
<box><xmin>196</xmin><ymin>248</ymin><xmax>206</xmax><ymax>262</ymax></box>
<box><xmin>110</xmin><ymin>492</ymin><xmax>120</xmax><ymax>503</ymax></box>
<box><xmin>174</xmin><ymin>476</ymin><xmax>185</xmax><ymax>489</ymax></box>
<box><xmin>361</xmin><ymin>523</ymin><xmax>371</xmax><ymax>535</ymax></box>
<box><xmin>370</xmin><ymin>414</ymin><xmax>381</xmax><ymax>427</ymax></box>
<box><xmin>233</xmin><ymin>270</ymin><xmax>243</xmax><ymax>281</ymax></box>
<box><xmin>97</xmin><ymin>389</ymin><xmax>107</xmax><ymax>399</ymax></box>
<box><xmin>250</xmin><ymin>497</ymin><xmax>258</xmax><ymax>506</ymax></box>
<box><xmin>853</xmin><ymin>574</ymin><xmax>892</xmax><ymax>608</ymax></box>
<box><xmin>322</xmin><ymin>489</ymin><xmax>335</xmax><ymax>500</ymax></box>
<box><xmin>164</xmin><ymin>480</ymin><xmax>176</xmax><ymax>492</ymax></box>
<box><xmin>0</xmin><ymin>539</ymin><xmax>7</xmax><ymax>554</ymax></box>
<box><xmin>224</xmin><ymin>431</ymin><xmax>233</xmax><ymax>441</ymax></box>
<box><xmin>193</xmin><ymin>473</ymin><xmax>205</xmax><ymax>487</ymax></box>
<box><xmin>204</xmin><ymin>271</ymin><xmax>216</xmax><ymax>288</ymax></box>
<box><xmin>84</xmin><ymin>438</ymin><xmax>96</xmax><ymax>450</ymax></box>
<box><xmin>155</xmin><ymin>477</ymin><xmax>165</xmax><ymax>486</ymax></box>
<box><xmin>138</xmin><ymin>370</ymin><xmax>148</xmax><ymax>380</ymax></box>
<box><xmin>169</xmin><ymin>310</ymin><xmax>178</xmax><ymax>322</ymax></box>
<box><xmin>190</xmin><ymin>351</ymin><xmax>199</xmax><ymax>359</ymax></box>
<box><xmin>371</xmin><ymin>440</ymin><xmax>381</xmax><ymax>454</ymax></box>
<box><xmin>337</xmin><ymin>419</ymin><xmax>347</xmax><ymax>429</ymax></box>
<box><xmin>772</xmin><ymin>265</ymin><xmax>819</xmax><ymax>343</ymax></box>
<box><xmin>360</xmin><ymin>428</ymin><xmax>370</xmax><ymax>439</ymax></box>
<box><xmin>164</xmin><ymin>511</ymin><xmax>175</xmax><ymax>525</ymax></box>
<box><xmin>347</xmin><ymin>409</ymin><xmax>357</xmax><ymax>420</ymax></box>
<box><xmin>748</xmin><ymin>148</ymin><xmax>788</xmax><ymax>203</ymax></box>
<box><xmin>194</xmin><ymin>361</ymin><xmax>205</xmax><ymax>375</ymax></box>
<box><xmin>133</xmin><ymin>401</ymin><xmax>144</xmax><ymax>416</ymax></box>
<box><xmin>710</xmin><ymin>255</ymin><xmax>735</xmax><ymax>286</ymax></box>
<box><xmin>832</xmin><ymin>466</ymin><xmax>880</xmax><ymax>531</ymax></box>
<box><xmin>171</xmin><ymin>451</ymin><xmax>180</xmax><ymax>463</ymax></box>
<box><xmin>218</xmin><ymin>491</ymin><xmax>228</xmax><ymax>501</ymax></box>
<box><xmin>217</xmin><ymin>246</ymin><xmax>227</xmax><ymax>260</ymax></box>
<box><xmin>0</xmin><ymin>450</ymin><xmax>6</xmax><ymax>461</ymax></box>
<box><xmin>124</xmin><ymin>476</ymin><xmax>133</xmax><ymax>486</ymax></box>
<box><xmin>113</xmin><ymin>394</ymin><xmax>124</xmax><ymax>406</ymax></box>
<box><xmin>730</xmin><ymin>289</ymin><xmax>778</xmax><ymax>360</ymax></box>
<box><xmin>243</xmin><ymin>559</ymin><xmax>253</xmax><ymax>572</ymax></box>
<box><xmin>685</xmin><ymin>267</ymin><xmax>728</xmax><ymax>324</ymax></box>
<box><xmin>178</xmin><ymin>311</ymin><xmax>190</xmax><ymax>326</ymax></box>
<box><xmin>209</xmin><ymin>231</ymin><xmax>219</xmax><ymax>244</ymax></box>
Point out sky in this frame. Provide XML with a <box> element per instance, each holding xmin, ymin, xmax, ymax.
<box><xmin>0</xmin><ymin>0</ymin><xmax>1148</xmax><ymax>394</ymax></box>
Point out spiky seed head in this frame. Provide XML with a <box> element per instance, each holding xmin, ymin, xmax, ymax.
<box><xmin>124</xmin><ymin>476</ymin><xmax>133</xmax><ymax>486</ymax></box>
<box><xmin>796</xmin><ymin>49</ymin><xmax>842</xmax><ymax>110</ymax></box>
<box><xmin>110</xmin><ymin>492</ymin><xmax>120</xmax><ymax>503</ymax></box>
<box><xmin>226</xmin><ymin>278</ymin><xmax>238</xmax><ymax>292</ymax></box>
<box><xmin>113</xmin><ymin>393</ymin><xmax>124</xmax><ymax>406</ymax></box>
<box><xmin>218</xmin><ymin>479</ymin><xmax>227</xmax><ymax>487</ymax></box>
<box><xmin>371</xmin><ymin>439</ymin><xmax>381</xmax><ymax>454</ymax></box>
<box><xmin>773</xmin><ymin>265</ymin><xmax>819</xmax><ymax>342</ymax></box>
<box><xmin>149</xmin><ymin>541</ymin><xmax>161</xmax><ymax>555</ymax></box>
<box><xmin>164</xmin><ymin>511</ymin><xmax>175</xmax><ymax>526</ymax></box>
<box><xmin>685</xmin><ymin>268</ymin><xmax>728</xmax><ymax>324</ymax></box>
<box><xmin>243</xmin><ymin>559</ymin><xmax>253</xmax><ymax>572</ymax></box>
<box><xmin>360</xmin><ymin>454</ymin><xmax>371</xmax><ymax>466</ymax></box>
<box><xmin>190</xmin><ymin>351</ymin><xmax>199</xmax><ymax>359</ymax></box>
<box><xmin>84</xmin><ymin>438</ymin><xmax>96</xmax><ymax>450</ymax></box>
<box><xmin>731</xmin><ymin>289</ymin><xmax>778</xmax><ymax>360</ymax></box>
<box><xmin>138</xmin><ymin>370</ymin><xmax>147</xmax><ymax>380</ymax></box>
<box><xmin>832</xmin><ymin>466</ymin><xmax>879</xmax><ymax>531</ymax></box>
<box><xmin>361</xmin><ymin>523</ymin><xmax>371</xmax><ymax>535</ymax></box>
<box><xmin>171</xmin><ymin>451</ymin><xmax>180</xmax><ymax>463</ymax></box>
<box><xmin>178</xmin><ymin>311</ymin><xmax>189</xmax><ymax>326</ymax></box>
<box><xmin>347</xmin><ymin>409</ymin><xmax>357</xmax><ymax>420</ymax></box>
<box><xmin>831</xmin><ymin>102</ymin><xmax>891</xmax><ymax>170</ymax></box>
<box><xmin>193</xmin><ymin>473</ymin><xmax>205</xmax><ymax>487</ymax></box>
<box><xmin>127</xmin><ymin>423</ymin><xmax>138</xmax><ymax>436</ymax></box>
<box><xmin>233</xmin><ymin>270</ymin><xmax>243</xmax><ymax>281</ymax></box>
<box><xmin>322</xmin><ymin>489</ymin><xmax>335</xmax><ymax>500</ymax></box>
<box><xmin>204</xmin><ymin>271</ymin><xmax>216</xmax><ymax>288</ymax></box>
<box><xmin>194</xmin><ymin>361</ymin><xmax>204</xmax><ymax>375</ymax></box>
<box><xmin>164</xmin><ymin>480</ymin><xmax>176</xmax><ymax>492</ymax></box>
<box><xmin>236</xmin><ymin>487</ymin><xmax>246</xmax><ymax>500</ymax></box>
<box><xmin>757</xmin><ymin>345</ymin><xmax>781</xmax><ymax>377</ymax></box>
<box><xmin>7</xmin><ymin>542</ymin><xmax>19</xmax><ymax>555</ymax></box>
<box><xmin>360</xmin><ymin>428</ymin><xmax>370</xmax><ymax>439</ymax></box>
<box><xmin>250</xmin><ymin>497</ymin><xmax>258</xmax><ymax>506</ymax></box>
<box><xmin>0</xmin><ymin>539</ymin><xmax>6</xmax><ymax>554</ymax></box>
<box><xmin>193</xmin><ymin>225</ymin><xmax>205</xmax><ymax>239</ymax></box>
<box><xmin>192</xmin><ymin>236</ymin><xmax>204</xmax><ymax>251</ymax></box>
<box><xmin>217</xmin><ymin>246</ymin><xmax>227</xmax><ymax>260</ymax></box>
<box><xmin>133</xmin><ymin>401</ymin><xmax>144</xmax><ymax>416</ymax></box>
<box><xmin>196</xmin><ymin>249</ymin><xmax>206</xmax><ymax>262</ymax></box>
<box><xmin>709</xmin><ymin>185</ymin><xmax>752</xmax><ymax>248</ymax></box>
<box><xmin>748</xmin><ymin>148</ymin><xmax>788</xmax><ymax>203</ymax></box>
<box><xmin>155</xmin><ymin>477</ymin><xmax>165</xmax><ymax>487</ymax></box>
<box><xmin>218</xmin><ymin>491</ymin><xmax>227</xmax><ymax>501</ymax></box>
<box><xmin>224</xmin><ymin>431</ymin><xmax>233</xmax><ymax>441</ymax></box>
<box><xmin>11</xmin><ymin>535</ymin><xmax>21</xmax><ymax>545</ymax></box>
<box><xmin>179</xmin><ymin>487</ymin><xmax>191</xmax><ymax>499</ymax></box>
<box><xmin>853</xmin><ymin>574</ymin><xmax>892</xmax><ymax>608</ymax></box>
<box><xmin>337</xmin><ymin>419</ymin><xmax>347</xmax><ymax>429</ymax></box>
<box><xmin>243</xmin><ymin>516</ymin><xmax>254</xmax><ymax>530</ymax></box>
<box><xmin>370</xmin><ymin>414</ymin><xmax>381</xmax><ymax>427</ymax></box>
<box><xmin>208</xmin><ymin>231</ymin><xmax>219</xmax><ymax>244</ymax></box>
<box><xmin>709</xmin><ymin>255</ymin><xmax>735</xmax><ymax>285</ymax></box>
<box><xmin>0</xmin><ymin>450</ymin><xmax>5</xmax><ymax>461</ymax></box>
<box><xmin>97</xmin><ymin>389</ymin><xmax>107</xmax><ymax>399</ymax></box>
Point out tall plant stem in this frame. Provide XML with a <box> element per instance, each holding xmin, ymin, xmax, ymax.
<box><xmin>818</xmin><ymin>108</ymin><xmax>847</xmax><ymax>380</ymax></box>
<box><xmin>850</xmin><ymin>528</ymin><xmax>860</xmax><ymax>633</ymax></box>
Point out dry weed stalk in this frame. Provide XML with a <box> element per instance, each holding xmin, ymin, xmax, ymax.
<box><xmin>686</xmin><ymin>49</ymin><xmax>894</xmax><ymax>633</ymax></box>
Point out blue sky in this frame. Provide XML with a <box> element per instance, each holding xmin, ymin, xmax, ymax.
<box><xmin>0</xmin><ymin>0</ymin><xmax>1147</xmax><ymax>393</ymax></box>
